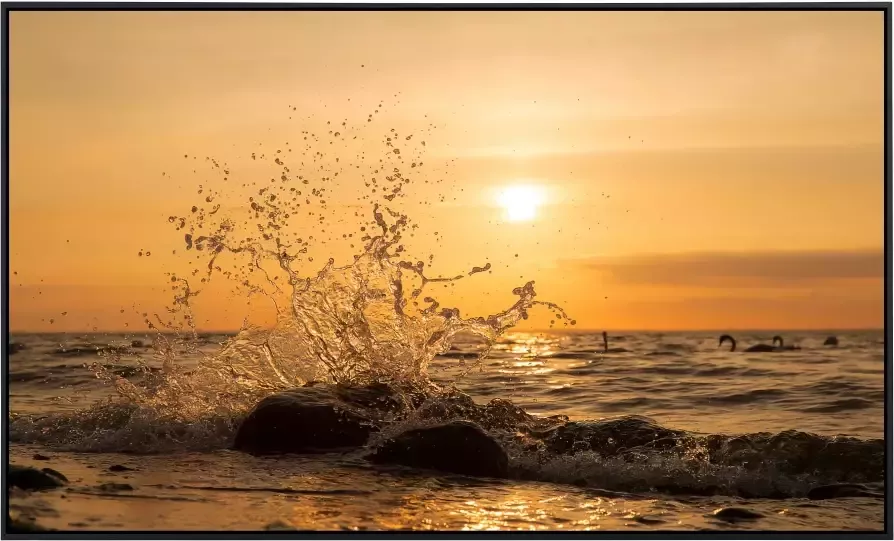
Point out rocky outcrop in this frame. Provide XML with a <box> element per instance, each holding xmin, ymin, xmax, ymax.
<box><xmin>413</xmin><ymin>393</ymin><xmax>551</xmax><ymax>433</ymax></box>
<box><xmin>233</xmin><ymin>383</ymin><xmax>412</xmax><ymax>455</ymax></box>
<box><xmin>475</xmin><ymin>399</ymin><xmax>538</xmax><ymax>431</ymax></box>
<box><xmin>8</xmin><ymin>465</ymin><xmax>67</xmax><ymax>491</ymax></box>
<box><xmin>233</xmin><ymin>381</ymin><xmax>570</xmax><ymax>459</ymax></box>
<box><xmin>413</xmin><ymin>390</ymin><xmax>477</xmax><ymax>421</ymax></box>
<box><xmin>8</xmin><ymin>514</ymin><xmax>51</xmax><ymax>532</ymax></box>
<box><xmin>367</xmin><ymin>420</ymin><xmax>509</xmax><ymax>478</ymax></box>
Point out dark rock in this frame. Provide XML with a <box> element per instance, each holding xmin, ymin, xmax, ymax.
<box><xmin>367</xmin><ymin>420</ymin><xmax>509</xmax><ymax>478</ymax></box>
<box><xmin>823</xmin><ymin>336</ymin><xmax>839</xmax><ymax>346</ymax></box>
<box><xmin>329</xmin><ymin>382</ymin><xmax>413</xmax><ymax>416</ymax></box>
<box><xmin>8</xmin><ymin>514</ymin><xmax>51</xmax><ymax>532</ymax></box>
<box><xmin>108</xmin><ymin>464</ymin><xmax>135</xmax><ymax>472</ymax></box>
<box><xmin>8</xmin><ymin>465</ymin><xmax>67</xmax><ymax>491</ymax></box>
<box><xmin>415</xmin><ymin>391</ymin><xmax>477</xmax><ymax>421</ymax></box>
<box><xmin>32</xmin><ymin>453</ymin><xmax>50</xmax><ymax>461</ymax></box>
<box><xmin>98</xmin><ymin>482</ymin><xmax>134</xmax><ymax>491</ymax></box>
<box><xmin>41</xmin><ymin>468</ymin><xmax>68</xmax><ymax>483</ymax></box>
<box><xmin>233</xmin><ymin>386</ymin><xmax>384</xmax><ymax>455</ymax></box>
<box><xmin>8</xmin><ymin>342</ymin><xmax>27</xmax><ymax>355</ymax></box>
<box><xmin>474</xmin><ymin>399</ymin><xmax>535</xmax><ymax>431</ymax></box>
<box><xmin>410</xmin><ymin>393</ymin><xmax>555</xmax><ymax>434</ymax></box>
<box><xmin>807</xmin><ymin>483</ymin><xmax>879</xmax><ymax>500</ymax></box>
<box><xmin>712</xmin><ymin>507</ymin><xmax>765</xmax><ymax>521</ymax></box>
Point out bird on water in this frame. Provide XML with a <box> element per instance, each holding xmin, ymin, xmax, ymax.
<box><xmin>718</xmin><ymin>335</ymin><xmax>778</xmax><ymax>353</ymax></box>
<box><xmin>601</xmin><ymin>331</ymin><xmax>630</xmax><ymax>353</ymax></box>
<box><xmin>772</xmin><ymin>335</ymin><xmax>800</xmax><ymax>351</ymax></box>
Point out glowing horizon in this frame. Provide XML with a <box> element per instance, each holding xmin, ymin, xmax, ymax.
<box><xmin>7</xmin><ymin>10</ymin><xmax>884</xmax><ymax>332</ymax></box>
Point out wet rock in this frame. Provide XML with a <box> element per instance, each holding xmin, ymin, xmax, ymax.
<box><xmin>367</xmin><ymin>420</ymin><xmax>509</xmax><ymax>478</ymax></box>
<box><xmin>807</xmin><ymin>483</ymin><xmax>880</xmax><ymax>500</ymax></box>
<box><xmin>108</xmin><ymin>464</ymin><xmax>135</xmax><ymax>472</ymax></box>
<box><xmin>412</xmin><ymin>394</ymin><xmax>559</xmax><ymax>439</ymax></box>
<box><xmin>328</xmin><ymin>382</ymin><xmax>413</xmax><ymax>416</ymax></box>
<box><xmin>474</xmin><ymin>399</ymin><xmax>536</xmax><ymax>431</ymax></box>
<box><xmin>98</xmin><ymin>482</ymin><xmax>134</xmax><ymax>491</ymax></box>
<box><xmin>8</xmin><ymin>465</ymin><xmax>67</xmax><ymax>491</ymax></box>
<box><xmin>41</xmin><ymin>468</ymin><xmax>68</xmax><ymax>483</ymax></box>
<box><xmin>415</xmin><ymin>390</ymin><xmax>477</xmax><ymax>421</ymax></box>
<box><xmin>8</xmin><ymin>514</ymin><xmax>51</xmax><ymax>532</ymax></box>
<box><xmin>712</xmin><ymin>507</ymin><xmax>765</xmax><ymax>521</ymax></box>
<box><xmin>543</xmin><ymin>416</ymin><xmax>686</xmax><ymax>456</ymax></box>
<box><xmin>233</xmin><ymin>386</ymin><xmax>384</xmax><ymax>455</ymax></box>
<box><xmin>32</xmin><ymin>453</ymin><xmax>50</xmax><ymax>461</ymax></box>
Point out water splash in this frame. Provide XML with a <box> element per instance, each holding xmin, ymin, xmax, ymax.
<box><xmin>9</xmin><ymin>104</ymin><xmax>573</xmax><ymax>452</ymax></box>
<box><xmin>149</xmin><ymin>105</ymin><xmax>573</xmax><ymax>393</ymax></box>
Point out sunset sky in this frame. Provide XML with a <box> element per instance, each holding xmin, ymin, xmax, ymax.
<box><xmin>8</xmin><ymin>10</ymin><xmax>885</xmax><ymax>332</ymax></box>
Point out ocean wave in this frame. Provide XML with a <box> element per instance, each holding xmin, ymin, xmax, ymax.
<box><xmin>800</xmin><ymin>398</ymin><xmax>875</xmax><ymax>413</ymax></box>
<box><xmin>9</xmin><ymin>384</ymin><xmax>882</xmax><ymax>498</ymax></box>
<box><xmin>697</xmin><ymin>388</ymin><xmax>787</xmax><ymax>406</ymax></box>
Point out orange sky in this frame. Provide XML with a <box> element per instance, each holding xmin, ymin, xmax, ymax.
<box><xmin>7</xmin><ymin>10</ymin><xmax>885</xmax><ymax>332</ymax></box>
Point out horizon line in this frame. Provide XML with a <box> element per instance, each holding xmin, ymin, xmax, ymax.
<box><xmin>8</xmin><ymin>327</ymin><xmax>885</xmax><ymax>335</ymax></box>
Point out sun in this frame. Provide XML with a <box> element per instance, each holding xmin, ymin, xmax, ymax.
<box><xmin>498</xmin><ymin>185</ymin><xmax>543</xmax><ymax>222</ymax></box>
